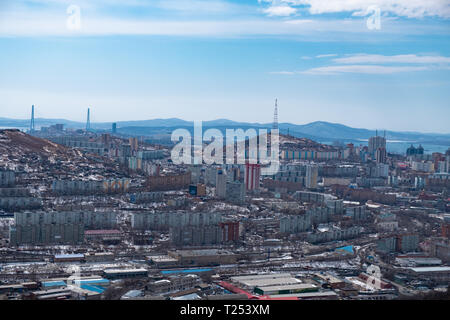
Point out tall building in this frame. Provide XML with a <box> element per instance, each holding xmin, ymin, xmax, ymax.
<box><xmin>244</xmin><ymin>163</ymin><xmax>260</xmax><ymax>191</ymax></box>
<box><xmin>86</xmin><ymin>107</ymin><xmax>91</xmax><ymax>131</ymax></box>
<box><xmin>375</xmin><ymin>147</ymin><xmax>387</xmax><ymax>163</ymax></box>
<box><xmin>368</xmin><ymin>132</ymin><xmax>386</xmax><ymax>157</ymax></box>
<box><xmin>112</xmin><ymin>123</ymin><xmax>117</xmax><ymax>134</ymax></box>
<box><xmin>215</xmin><ymin>169</ymin><xmax>227</xmax><ymax>199</ymax></box>
<box><xmin>30</xmin><ymin>105</ymin><xmax>35</xmax><ymax>132</ymax></box>
<box><xmin>220</xmin><ymin>221</ymin><xmax>240</xmax><ymax>242</ymax></box>
<box><xmin>407</xmin><ymin>144</ymin><xmax>424</xmax><ymax>156</ymax></box>
<box><xmin>225</xmin><ymin>181</ymin><xmax>245</xmax><ymax>204</ymax></box>
<box><xmin>305</xmin><ymin>165</ymin><xmax>318</xmax><ymax>189</ymax></box>
<box><xmin>129</xmin><ymin>137</ymin><xmax>138</xmax><ymax>152</ymax></box>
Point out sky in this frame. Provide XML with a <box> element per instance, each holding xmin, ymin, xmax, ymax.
<box><xmin>0</xmin><ymin>0</ymin><xmax>449</xmax><ymax>133</ymax></box>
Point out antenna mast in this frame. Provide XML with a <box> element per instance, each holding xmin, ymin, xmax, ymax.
<box><xmin>273</xmin><ymin>99</ymin><xmax>278</xmax><ymax>130</ymax></box>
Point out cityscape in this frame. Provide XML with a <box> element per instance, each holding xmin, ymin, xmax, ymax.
<box><xmin>0</xmin><ymin>0</ymin><xmax>449</xmax><ymax>310</ymax></box>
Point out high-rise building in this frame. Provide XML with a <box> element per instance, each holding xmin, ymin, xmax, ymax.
<box><xmin>86</xmin><ymin>107</ymin><xmax>91</xmax><ymax>131</ymax></box>
<box><xmin>220</xmin><ymin>221</ymin><xmax>240</xmax><ymax>242</ymax></box>
<box><xmin>129</xmin><ymin>137</ymin><xmax>138</xmax><ymax>152</ymax></box>
<box><xmin>244</xmin><ymin>163</ymin><xmax>260</xmax><ymax>191</ymax></box>
<box><xmin>368</xmin><ymin>133</ymin><xmax>386</xmax><ymax>157</ymax></box>
<box><xmin>112</xmin><ymin>123</ymin><xmax>117</xmax><ymax>134</ymax></box>
<box><xmin>305</xmin><ymin>165</ymin><xmax>318</xmax><ymax>189</ymax></box>
<box><xmin>215</xmin><ymin>169</ymin><xmax>227</xmax><ymax>199</ymax></box>
<box><xmin>375</xmin><ymin>147</ymin><xmax>387</xmax><ymax>163</ymax></box>
<box><xmin>30</xmin><ymin>105</ymin><xmax>35</xmax><ymax>132</ymax></box>
<box><xmin>225</xmin><ymin>181</ymin><xmax>245</xmax><ymax>204</ymax></box>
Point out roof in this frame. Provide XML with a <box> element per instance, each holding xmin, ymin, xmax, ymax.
<box><xmin>256</xmin><ymin>283</ymin><xmax>317</xmax><ymax>292</ymax></box>
<box><xmin>231</xmin><ymin>273</ymin><xmax>293</xmax><ymax>282</ymax></box>
<box><xmin>409</xmin><ymin>267</ymin><xmax>450</xmax><ymax>273</ymax></box>
<box><xmin>85</xmin><ymin>230</ymin><xmax>122</xmax><ymax>235</ymax></box>
<box><xmin>172</xmin><ymin>293</ymin><xmax>201</xmax><ymax>300</ymax></box>
<box><xmin>42</xmin><ymin>281</ymin><xmax>66</xmax><ymax>288</ymax></box>
<box><xmin>74</xmin><ymin>279</ymin><xmax>110</xmax><ymax>285</ymax></box>
<box><xmin>235</xmin><ymin>277</ymin><xmax>301</xmax><ymax>288</ymax></box>
<box><xmin>161</xmin><ymin>268</ymin><xmax>212</xmax><ymax>275</ymax></box>
<box><xmin>268</xmin><ymin>291</ymin><xmax>338</xmax><ymax>298</ymax></box>
<box><xmin>80</xmin><ymin>284</ymin><xmax>105</xmax><ymax>294</ymax></box>
<box><xmin>54</xmin><ymin>254</ymin><xmax>84</xmax><ymax>259</ymax></box>
<box><xmin>174</xmin><ymin>249</ymin><xmax>234</xmax><ymax>257</ymax></box>
<box><xmin>335</xmin><ymin>245</ymin><xmax>354</xmax><ymax>254</ymax></box>
<box><xmin>104</xmin><ymin>268</ymin><xmax>148</xmax><ymax>274</ymax></box>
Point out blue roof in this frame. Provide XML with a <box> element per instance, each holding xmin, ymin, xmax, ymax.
<box><xmin>161</xmin><ymin>268</ymin><xmax>213</xmax><ymax>274</ymax></box>
<box><xmin>42</xmin><ymin>281</ymin><xmax>66</xmax><ymax>287</ymax></box>
<box><xmin>76</xmin><ymin>279</ymin><xmax>110</xmax><ymax>285</ymax></box>
<box><xmin>335</xmin><ymin>245</ymin><xmax>354</xmax><ymax>254</ymax></box>
<box><xmin>80</xmin><ymin>284</ymin><xmax>105</xmax><ymax>293</ymax></box>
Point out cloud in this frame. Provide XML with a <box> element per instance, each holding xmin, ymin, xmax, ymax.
<box><xmin>273</xmin><ymin>53</ymin><xmax>450</xmax><ymax>75</ymax></box>
<box><xmin>316</xmin><ymin>54</ymin><xmax>338</xmax><ymax>58</ymax></box>
<box><xmin>0</xmin><ymin>9</ymin><xmax>377</xmax><ymax>37</ymax></box>
<box><xmin>333</xmin><ymin>54</ymin><xmax>450</xmax><ymax>64</ymax></box>
<box><xmin>263</xmin><ymin>5</ymin><xmax>297</xmax><ymax>17</ymax></box>
<box><xmin>1</xmin><ymin>1</ymin><xmax>449</xmax><ymax>38</ymax></box>
<box><xmin>300</xmin><ymin>65</ymin><xmax>430</xmax><ymax>75</ymax></box>
<box><xmin>272</xmin><ymin>0</ymin><xmax>450</xmax><ymax>19</ymax></box>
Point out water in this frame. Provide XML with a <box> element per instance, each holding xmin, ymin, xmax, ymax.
<box><xmin>386</xmin><ymin>142</ymin><xmax>449</xmax><ymax>155</ymax></box>
<box><xmin>321</xmin><ymin>139</ymin><xmax>449</xmax><ymax>155</ymax></box>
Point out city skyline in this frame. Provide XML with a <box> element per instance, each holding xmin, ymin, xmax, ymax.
<box><xmin>0</xmin><ymin>0</ymin><xmax>449</xmax><ymax>132</ymax></box>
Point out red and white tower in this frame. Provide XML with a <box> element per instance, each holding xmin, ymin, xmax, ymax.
<box><xmin>245</xmin><ymin>163</ymin><xmax>261</xmax><ymax>191</ymax></box>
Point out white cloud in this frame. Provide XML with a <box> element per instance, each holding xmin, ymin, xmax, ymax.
<box><xmin>334</xmin><ymin>54</ymin><xmax>450</xmax><ymax>64</ymax></box>
<box><xmin>0</xmin><ymin>10</ymin><xmax>377</xmax><ymax>37</ymax></box>
<box><xmin>278</xmin><ymin>0</ymin><xmax>450</xmax><ymax>19</ymax></box>
<box><xmin>316</xmin><ymin>54</ymin><xmax>338</xmax><ymax>58</ymax></box>
<box><xmin>263</xmin><ymin>5</ymin><xmax>297</xmax><ymax>17</ymax></box>
<box><xmin>1</xmin><ymin>2</ymin><xmax>449</xmax><ymax>38</ymax></box>
<box><xmin>278</xmin><ymin>53</ymin><xmax>450</xmax><ymax>75</ymax></box>
<box><xmin>300</xmin><ymin>65</ymin><xmax>430</xmax><ymax>75</ymax></box>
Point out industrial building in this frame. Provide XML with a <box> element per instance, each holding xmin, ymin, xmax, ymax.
<box><xmin>103</xmin><ymin>269</ymin><xmax>149</xmax><ymax>279</ymax></box>
<box><xmin>168</xmin><ymin>249</ymin><xmax>239</xmax><ymax>266</ymax></box>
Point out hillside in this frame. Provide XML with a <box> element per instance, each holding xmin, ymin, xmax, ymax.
<box><xmin>0</xmin><ymin>129</ymin><xmax>124</xmax><ymax>178</ymax></box>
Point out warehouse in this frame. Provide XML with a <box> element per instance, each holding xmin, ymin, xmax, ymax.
<box><xmin>408</xmin><ymin>266</ymin><xmax>450</xmax><ymax>282</ymax></box>
<box><xmin>168</xmin><ymin>249</ymin><xmax>239</xmax><ymax>266</ymax></box>
<box><xmin>103</xmin><ymin>268</ymin><xmax>148</xmax><ymax>279</ymax></box>
<box><xmin>230</xmin><ymin>273</ymin><xmax>301</xmax><ymax>290</ymax></box>
<box><xmin>267</xmin><ymin>291</ymin><xmax>338</xmax><ymax>300</ymax></box>
<box><xmin>254</xmin><ymin>283</ymin><xmax>318</xmax><ymax>295</ymax></box>
<box><xmin>54</xmin><ymin>254</ymin><xmax>85</xmax><ymax>263</ymax></box>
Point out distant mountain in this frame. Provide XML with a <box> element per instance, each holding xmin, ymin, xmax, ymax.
<box><xmin>1</xmin><ymin>117</ymin><xmax>449</xmax><ymax>146</ymax></box>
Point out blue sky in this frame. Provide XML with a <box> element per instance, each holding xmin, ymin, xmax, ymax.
<box><xmin>0</xmin><ymin>0</ymin><xmax>449</xmax><ymax>133</ymax></box>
